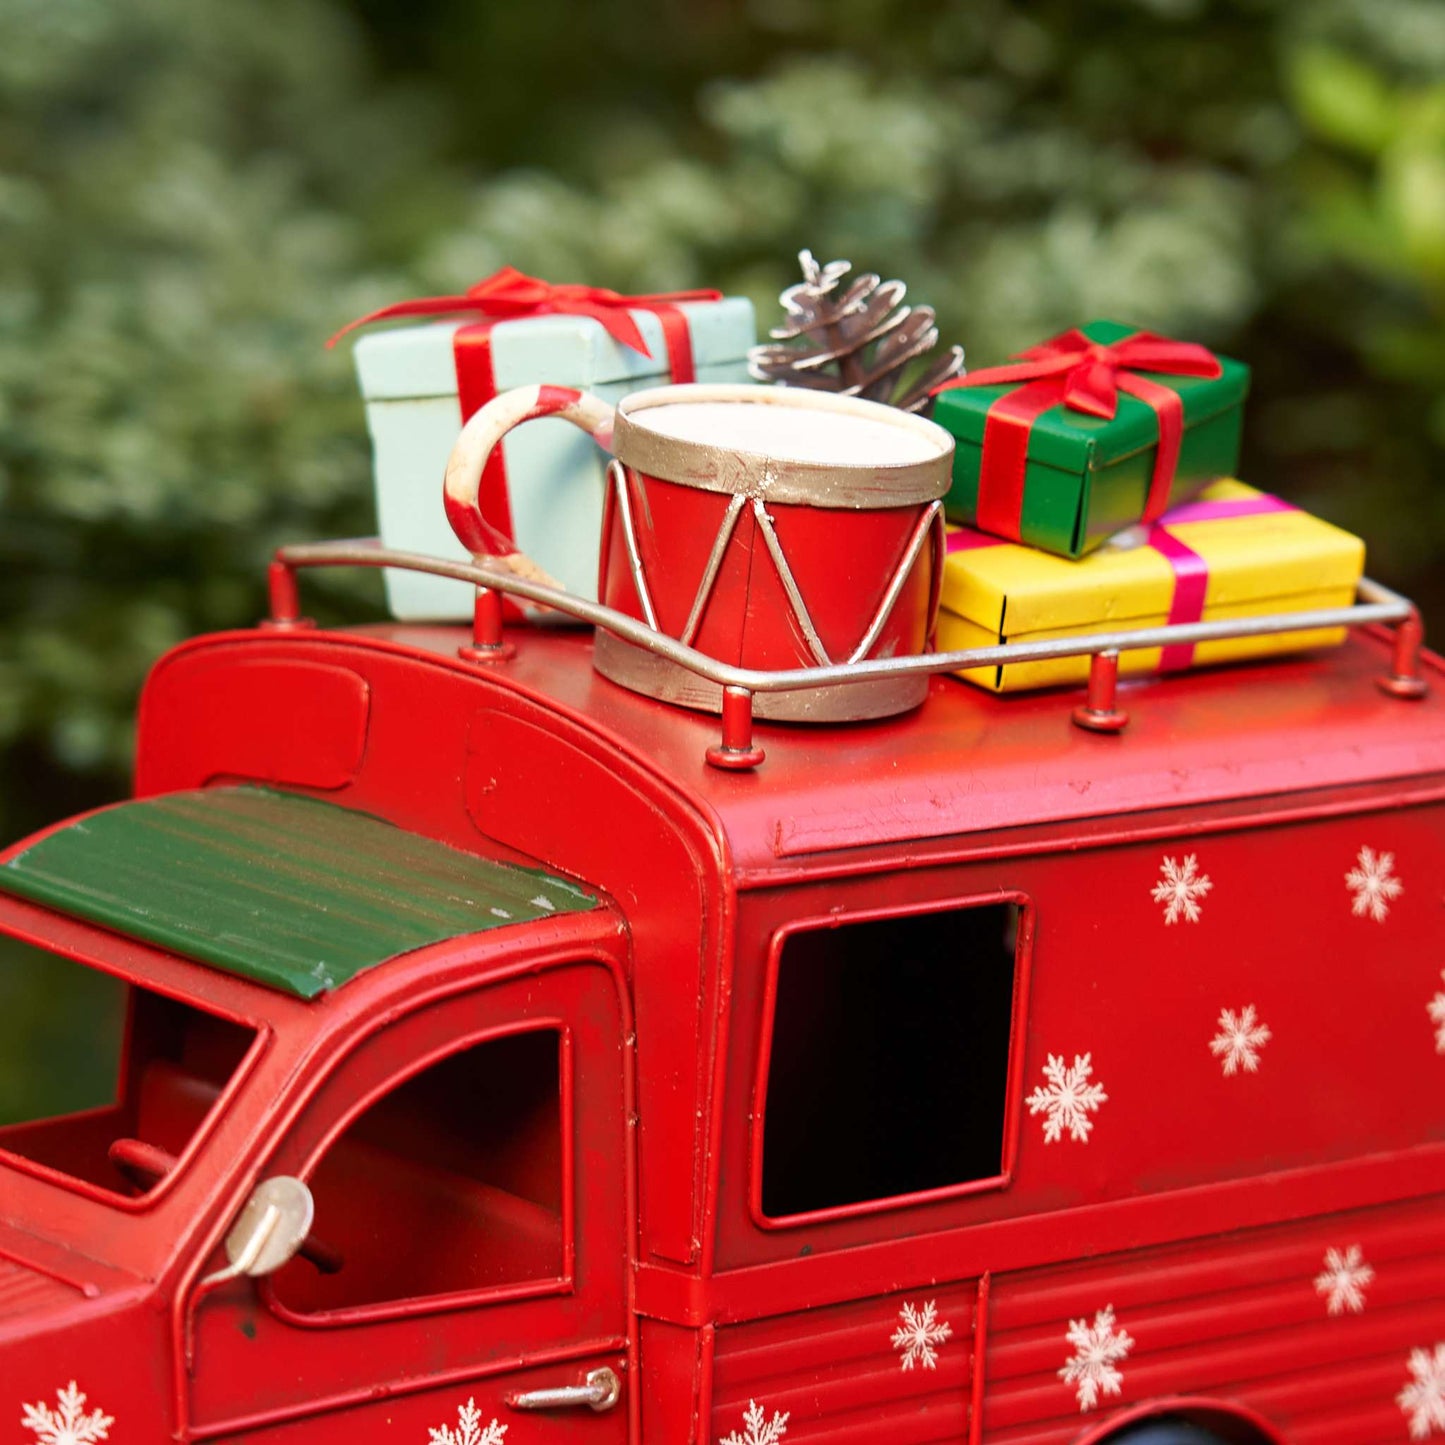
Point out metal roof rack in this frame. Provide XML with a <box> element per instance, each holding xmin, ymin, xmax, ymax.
<box><xmin>267</xmin><ymin>539</ymin><xmax>1429</xmax><ymax>771</ymax></box>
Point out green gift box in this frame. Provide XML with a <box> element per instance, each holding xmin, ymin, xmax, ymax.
<box><xmin>932</xmin><ymin>320</ymin><xmax>1251</xmax><ymax>559</ymax></box>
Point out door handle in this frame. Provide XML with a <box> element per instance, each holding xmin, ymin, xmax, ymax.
<box><xmin>507</xmin><ymin>1366</ymin><xmax>622</xmax><ymax>1413</ymax></box>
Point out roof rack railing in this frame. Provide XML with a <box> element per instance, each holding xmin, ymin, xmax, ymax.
<box><xmin>266</xmin><ymin>539</ymin><xmax>1428</xmax><ymax>771</ymax></box>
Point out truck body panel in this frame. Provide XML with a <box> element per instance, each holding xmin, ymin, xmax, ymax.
<box><xmin>1</xmin><ymin>617</ymin><xmax>1442</xmax><ymax>1442</ymax></box>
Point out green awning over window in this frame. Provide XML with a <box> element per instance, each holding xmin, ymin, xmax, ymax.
<box><xmin>0</xmin><ymin>787</ymin><xmax>597</xmax><ymax>999</ymax></box>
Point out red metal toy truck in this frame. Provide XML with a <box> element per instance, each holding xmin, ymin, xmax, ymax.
<box><xmin>1</xmin><ymin>386</ymin><xmax>1443</xmax><ymax>1445</ymax></box>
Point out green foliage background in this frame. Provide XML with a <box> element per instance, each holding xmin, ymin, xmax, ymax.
<box><xmin>3</xmin><ymin>0</ymin><xmax>1444</xmax><ymax>846</ymax></box>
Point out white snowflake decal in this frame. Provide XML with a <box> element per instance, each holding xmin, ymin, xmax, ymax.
<box><xmin>427</xmin><ymin>1398</ymin><xmax>507</xmax><ymax>1445</ymax></box>
<box><xmin>891</xmin><ymin>1299</ymin><xmax>953</xmax><ymax>1370</ymax></box>
<box><xmin>1151</xmin><ymin>854</ymin><xmax>1213</xmax><ymax>924</ymax></box>
<box><xmin>1345</xmin><ymin>845</ymin><xmax>1402</xmax><ymax>922</ymax></box>
<box><xmin>1209</xmin><ymin>1005</ymin><xmax>1272</xmax><ymax>1076</ymax></box>
<box><xmin>1428</xmin><ymin>973</ymin><xmax>1445</xmax><ymax>1054</ymax></box>
<box><xmin>21</xmin><ymin>1383</ymin><xmax>113</xmax><ymax>1445</ymax></box>
<box><xmin>1399</xmin><ymin>1344</ymin><xmax>1445</xmax><ymax>1440</ymax></box>
<box><xmin>719</xmin><ymin>1399</ymin><xmax>789</xmax><ymax>1445</ymax></box>
<box><xmin>1027</xmin><ymin>1052</ymin><xmax>1108</xmax><ymax>1144</ymax></box>
<box><xmin>1314</xmin><ymin>1244</ymin><xmax>1374</xmax><ymax>1316</ymax></box>
<box><xmin>1059</xmin><ymin>1305</ymin><xmax>1134</xmax><ymax>1412</ymax></box>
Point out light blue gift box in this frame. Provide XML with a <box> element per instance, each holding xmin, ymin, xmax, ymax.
<box><xmin>353</xmin><ymin>298</ymin><xmax>756</xmax><ymax>621</ymax></box>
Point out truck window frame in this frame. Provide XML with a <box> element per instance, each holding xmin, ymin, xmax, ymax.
<box><xmin>748</xmin><ymin>891</ymin><xmax>1035</xmax><ymax>1231</ymax></box>
<box><xmin>0</xmin><ymin>925</ymin><xmax>270</xmax><ymax>1212</ymax></box>
<box><xmin>260</xmin><ymin>1015</ymin><xmax>578</xmax><ymax>1329</ymax></box>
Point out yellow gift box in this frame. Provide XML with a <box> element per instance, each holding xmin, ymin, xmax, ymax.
<box><xmin>939</xmin><ymin>479</ymin><xmax>1365</xmax><ymax>692</ymax></box>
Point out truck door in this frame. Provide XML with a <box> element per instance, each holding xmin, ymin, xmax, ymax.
<box><xmin>185</xmin><ymin>955</ymin><xmax>630</xmax><ymax>1444</ymax></box>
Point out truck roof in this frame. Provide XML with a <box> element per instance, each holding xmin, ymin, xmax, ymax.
<box><xmin>345</xmin><ymin>619</ymin><xmax>1445</xmax><ymax>870</ymax></box>
<box><xmin>0</xmin><ymin>786</ymin><xmax>598</xmax><ymax>997</ymax></box>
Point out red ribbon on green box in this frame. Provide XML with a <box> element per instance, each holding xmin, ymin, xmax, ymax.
<box><xmin>329</xmin><ymin>266</ymin><xmax>723</xmax><ymax>546</ymax></box>
<box><xmin>933</xmin><ymin>327</ymin><xmax>1225</xmax><ymax>542</ymax></box>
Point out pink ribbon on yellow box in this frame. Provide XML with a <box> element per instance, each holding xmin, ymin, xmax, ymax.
<box><xmin>947</xmin><ymin>490</ymin><xmax>1295</xmax><ymax>671</ymax></box>
<box><xmin>940</xmin><ymin>482</ymin><xmax>1365</xmax><ymax>692</ymax></box>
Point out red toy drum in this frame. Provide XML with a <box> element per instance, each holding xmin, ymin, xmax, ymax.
<box><xmin>443</xmin><ymin>382</ymin><xmax>954</xmax><ymax>721</ymax></box>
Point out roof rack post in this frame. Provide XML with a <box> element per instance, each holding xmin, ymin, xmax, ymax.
<box><xmin>706</xmin><ymin>686</ymin><xmax>766</xmax><ymax>771</ymax></box>
<box><xmin>458</xmin><ymin>586</ymin><xmax>516</xmax><ymax>664</ymax></box>
<box><xmin>1072</xmin><ymin>649</ymin><xmax>1129</xmax><ymax>734</ymax></box>
<box><xmin>261</xmin><ymin>559</ymin><xmax>313</xmax><ymax>631</ymax></box>
<box><xmin>1377</xmin><ymin>610</ymin><xmax>1429</xmax><ymax>699</ymax></box>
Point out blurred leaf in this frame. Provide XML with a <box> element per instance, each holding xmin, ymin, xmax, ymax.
<box><xmin>1288</xmin><ymin>46</ymin><xmax>1398</xmax><ymax>155</ymax></box>
<box><xmin>1381</xmin><ymin>142</ymin><xmax>1445</xmax><ymax>274</ymax></box>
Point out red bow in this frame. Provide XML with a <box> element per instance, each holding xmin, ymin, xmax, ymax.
<box><xmin>933</xmin><ymin>327</ymin><xmax>1225</xmax><ymax>539</ymax></box>
<box><xmin>943</xmin><ymin>327</ymin><xmax>1222</xmax><ymax>415</ymax></box>
<box><xmin>327</xmin><ymin>265</ymin><xmax>723</xmax><ymax>359</ymax></box>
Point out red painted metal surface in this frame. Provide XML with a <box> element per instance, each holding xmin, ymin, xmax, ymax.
<box><xmin>140</xmin><ymin>655</ymin><xmax>370</xmax><ymax>792</ymax></box>
<box><xmin>1</xmin><ymin>611</ymin><xmax>1442</xmax><ymax>1444</ymax></box>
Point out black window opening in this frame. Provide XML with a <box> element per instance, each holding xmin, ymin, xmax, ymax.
<box><xmin>760</xmin><ymin>902</ymin><xmax>1021</xmax><ymax>1221</ymax></box>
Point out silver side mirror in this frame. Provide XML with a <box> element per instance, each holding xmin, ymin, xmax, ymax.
<box><xmin>202</xmin><ymin>1176</ymin><xmax>315</xmax><ymax>1287</ymax></box>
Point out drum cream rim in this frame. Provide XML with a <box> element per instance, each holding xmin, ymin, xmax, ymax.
<box><xmin>612</xmin><ymin>383</ymin><xmax>954</xmax><ymax>507</ymax></box>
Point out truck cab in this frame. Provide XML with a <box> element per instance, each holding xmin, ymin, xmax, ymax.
<box><xmin>0</xmin><ymin>784</ymin><xmax>631</xmax><ymax>1443</ymax></box>
<box><xmin>1</xmin><ymin>577</ymin><xmax>1444</xmax><ymax>1444</ymax></box>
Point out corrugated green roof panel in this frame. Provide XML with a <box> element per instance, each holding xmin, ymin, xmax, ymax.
<box><xmin>0</xmin><ymin>787</ymin><xmax>597</xmax><ymax>998</ymax></box>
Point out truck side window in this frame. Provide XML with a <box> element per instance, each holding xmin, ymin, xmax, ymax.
<box><xmin>759</xmin><ymin>902</ymin><xmax>1021</xmax><ymax>1221</ymax></box>
<box><xmin>269</xmin><ymin>1026</ymin><xmax>565</xmax><ymax>1317</ymax></box>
